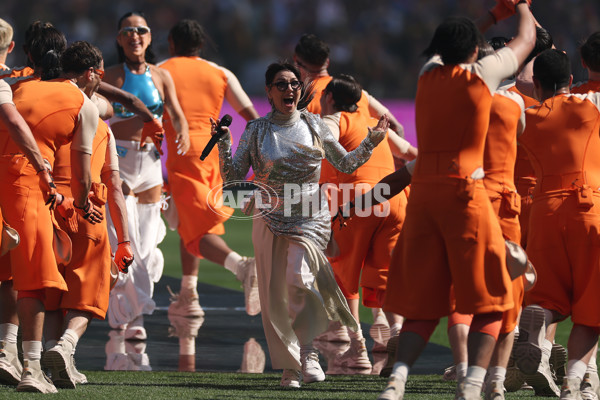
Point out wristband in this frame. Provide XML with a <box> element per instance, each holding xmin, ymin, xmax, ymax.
<box><xmin>118</xmin><ymin>241</ymin><xmax>130</xmax><ymax>245</ymax></box>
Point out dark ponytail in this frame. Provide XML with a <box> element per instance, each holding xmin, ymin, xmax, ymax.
<box><xmin>40</xmin><ymin>50</ymin><xmax>62</xmax><ymax>80</ymax></box>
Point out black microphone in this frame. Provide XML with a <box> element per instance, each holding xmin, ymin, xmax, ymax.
<box><xmin>200</xmin><ymin>114</ymin><xmax>233</xmax><ymax>161</ymax></box>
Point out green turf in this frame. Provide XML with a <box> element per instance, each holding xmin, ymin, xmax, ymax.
<box><xmin>0</xmin><ymin>371</ymin><xmax>553</xmax><ymax>399</ymax></box>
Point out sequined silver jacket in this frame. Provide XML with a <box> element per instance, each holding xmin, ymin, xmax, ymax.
<box><xmin>218</xmin><ymin>109</ymin><xmax>376</xmax><ymax>249</ymax></box>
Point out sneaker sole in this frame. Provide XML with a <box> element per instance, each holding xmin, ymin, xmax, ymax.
<box><xmin>43</xmin><ymin>349</ymin><xmax>76</xmax><ymax>389</ymax></box>
<box><xmin>515</xmin><ymin>306</ymin><xmax>545</xmax><ymax>375</ymax></box>
<box><xmin>16</xmin><ymin>377</ymin><xmax>58</xmax><ymax>393</ymax></box>
<box><xmin>303</xmin><ymin>371</ymin><xmax>326</xmax><ymax>383</ymax></box>
<box><xmin>0</xmin><ymin>364</ymin><xmax>21</xmax><ymax>386</ymax></box>
<box><xmin>549</xmin><ymin>343</ymin><xmax>567</xmax><ymax>384</ymax></box>
<box><xmin>525</xmin><ymin>370</ymin><xmax>560</xmax><ymax>397</ymax></box>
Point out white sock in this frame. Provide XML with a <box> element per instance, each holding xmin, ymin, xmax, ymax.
<box><xmin>542</xmin><ymin>339</ymin><xmax>553</xmax><ymax>362</ymax></box>
<box><xmin>0</xmin><ymin>323</ymin><xmax>18</xmax><ymax>344</ymax></box>
<box><xmin>390</xmin><ymin>323</ymin><xmax>403</xmax><ymax>338</ymax></box>
<box><xmin>62</xmin><ymin>329</ymin><xmax>80</xmax><ymax>350</ymax></box>
<box><xmin>567</xmin><ymin>359</ymin><xmax>588</xmax><ymax>380</ymax></box>
<box><xmin>587</xmin><ymin>352</ymin><xmax>598</xmax><ymax>374</ymax></box>
<box><xmin>181</xmin><ymin>275</ymin><xmax>198</xmax><ymax>291</ymax></box>
<box><xmin>391</xmin><ymin>362</ymin><xmax>409</xmax><ymax>382</ymax></box>
<box><xmin>224</xmin><ymin>252</ymin><xmax>243</xmax><ymax>274</ymax></box>
<box><xmin>464</xmin><ymin>365</ymin><xmax>487</xmax><ymax>388</ymax></box>
<box><xmin>45</xmin><ymin>339</ymin><xmax>58</xmax><ymax>351</ymax></box>
<box><xmin>456</xmin><ymin>362</ymin><xmax>468</xmax><ymax>381</ymax></box>
<box><xmin>487</xmin><ymin>366</ymin><xmax>507</xmax><ymax>383</ymax></box>
<box><xmin>22</xmin><ymin>340</ymin><xmax>42</xmax><ymax>361</ymax></box>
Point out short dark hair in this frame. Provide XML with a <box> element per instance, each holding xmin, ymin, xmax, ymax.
<box><xmin>294</xmin><ymin>34</ymin><xmax>329</xmax><ymax>67</ymax></box>
<box><xmin>580</xmin><ymin>32</ymin><xmax>600</xmax><ymax>73</ymax></box>
<box><xmin>324</xmin><ymin>74</ymin><xmax>362</xmax><ymax>113</ymax></box>
<box><xmin>61</xmin><ymin>41</ymin><xmax>103</xmax><ymax>74</ymax></box>
<box><xmin>524</xmin><ymin>26</ymin><xmax>553</xmax><ymax>65</ymax></box>
<box><xmin>28</xmin><ymin>26</ymin><xmax>67</xmax><ymax>80</ymax></box>
<box><xmin>533</xmin><ymin>49</ymin><xmax>571</xmax><ymax>91</ymax></box>
<box><xmin>423</xmin><ymin>17</ymin><xmax>483</xmax><ymax>65</ymax></box>
<box><xmin>265</xmin><ymin>61</ymin><xmax>314</xmax><ymax>111</ymax></box>
<box><xmin>116</xmin><ymin>11</ymin><xmax>155</xmax><ymax>64</ymax></box>
<box><xmin>169</xmin><ymin>19</ymin><xmax>207</xmax><ymax>56</ymax></box>
<box><xmin>488</xmin><ymin>36</ymin><xmax>510</xmax><ymax>51</ymax></box>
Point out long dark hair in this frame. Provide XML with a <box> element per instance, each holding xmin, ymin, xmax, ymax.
<box><xmin>116</xmin><ymin>11</ymin><xmax>155</xmax><ymax>64</ymax></box>
<box><xmin>265</xmin><ymin>61</ymin><xmax>314</xmax><ymax>111</ymax></box>
<box><xmin>28</xmin><ymin>26</ymin><xmax>67</xmax><ymax>80</ymax></box>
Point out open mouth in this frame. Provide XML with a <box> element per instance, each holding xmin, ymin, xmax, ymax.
<box><xmin>283</xmin><ymin>98</ymin><xmax>294</xmax><ymax>106</ymax></box>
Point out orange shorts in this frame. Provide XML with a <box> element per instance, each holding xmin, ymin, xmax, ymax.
<box><xmin>330</xmin><ymin>191</ymin><xmax>406</xmax><ymax>307</ymax></box>
<box><xmin>45</xmin><ymin>215</ymin><xmax>112</xmax><ymax>319</ymax></box>
<box><xmin>166</xmin><ymin>153</ymin><xmax>233</xmax><ymax>249</ymax></box>
<box><xmin>525</xmin><ymin>192</ymin><xmax>600</xmax><ymax>327</ymax></box>
<box><xmin>384</xmin><ymin>178</ymin><xmax>513</xmax><ymax>320</ymax></box>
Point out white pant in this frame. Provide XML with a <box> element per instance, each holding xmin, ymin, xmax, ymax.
<box><xmin>115</xmin><ymin>140</ymin><xmax>163</xmax><ymax>193</ymax></box>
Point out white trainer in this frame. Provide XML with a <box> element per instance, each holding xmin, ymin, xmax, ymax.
<box><xmin>16</xmin><ymin>360</ymin><xmax>57</xmax><ymax>393</ymax></box>
<box><xmin>168</xmin><ymin>314</ymin><xmax>204</xmax><ymax>339</ymax></box>
<box><xmin>124</xmin><ymin>315</ymin><xmax>147</xmax><ymax>341</ymax></box>
<box><xmin>301</xmin><ymin>349</ymin><xmax>325</xmax><ymax>383</ymax></box>
<box><xmin>167</xmin><ymin>285</ymin><xmax>205</xmax><ymax>318</ymax></box>
<box><xmin>370</xmin><ymin>310</ymin><xmax>391</xmax><ymax>353</ymax></box>
<box><xmin>70</xmin><ymin>354</ymin><xmax>87</xmax><ymax>384</ymax></box>
<box><xmin>280</xmin><ymin>368</ymin><xmax>301</xmax><ymax>388</ymax></box>
<box><xmin>377</xmin><ymin>376</ymin><xmax>405</xmax><ymax>400</ymax></box>
<box><xmin>524</xmin><ymin>355</ymin><xmax>561</xmax><ymax>397</ymax></box>
<box><xmin>484</xmin><ymin>380</ymin><xmax>505</xmax><ymax>400</ymax></box>
<box><xmin>235</xmin><ymin>257</ymin><xmax>260</xmax><ymax>316</ymax></box>
<box><xmin>0</xmin><ymin>340</ymin><xmax>22</xmax><ymax>385</ymax></box>
<box><xmin>560</xmin><ymin>377</ymin><xmax>583</xmax><ymax>400</ymax></box>
<box><xmin>339</xmin><ymin>337</ymin><xmax>372</xmax><ymax>374</ymax></box>
<box><xmin>42</xmin><ymin>340</ymin><xmax>76</xmax><ymax>389</ymax></box>
<box><xmin>515</xmin><ymin>305</ymin><xmax>546</xmax><ymax>375</ymax></box>
<box><xmin>315</xmin><ymin>320</ymin><xmax>351</xmax><ymax>343</ymax></box>
<box><xmin>581</xmin><ymin>372</ymin><xmax>600</xmax><ymax>400</ymax></box>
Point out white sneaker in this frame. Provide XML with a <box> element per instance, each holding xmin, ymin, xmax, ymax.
<box><xmin>457</xmin><ymin>381</ymin><xmax>483</xmax><ymax>400</ymax></box>
<box><xmin>16</xmin><ymin>360</ymin><xmax>57</xmax><ymax>393</ymax></box>
<box><xmin>301</xmin><ymin>349</ymin><xmax>325</xmax><ymax>383</ymax></box>
<box><xmin>235</xmin><ymin>257</ymin><xmax>260</xmax><ymax>316</ymax></box>
<box><xmin>550</xmin><ymin>342</ymin><xmax>568</xmax><ymax>385</ymax></box>
<box><xmin>167</xmin><ymin>285</ymin><xmax>205</xmax><ymax>318</ymax></box>
<box><xmin>370</xmin><ymin>310</ymin><xmax>391</xmax><ymax>353</ymax></box>
<box><xmin>515</xmin><ymin>305</ymin><xmax>546</xmax><ymax>375</ymax></box>
<box><xmin>339</xmin><ymin>337</ymin><xmax>372</xmax><ymax>373</ymax></box>
<box><xmin>315</xmin><ymin>320</ymin><xmax>351</xmax><ymax>343</ymax></box>
<box><xmin>124</xmin><ymin>315</ymin><xmax>147</xmax><ymax>340</ymax></box>
<box><xmin>524</xmin><ymin>355</ymin><xmax>561</xmax><ymax>397</ymax></box>
<box><xmin>0</xmin><ymin>341</ymin><xmax>22</xmax><ymax>385</ymax></box>
<box><xmin>70</xmin><ymin>354</ymin><xmax>87</xmax><ymax>384</ymax></box>
<box><xmin>42</xmin><ymin>340</ymin><xmax>76</xmax><ymax>389</ymax></box>
<box><xmin>484</xmin><ymin>380</ymin><xmax>505</xmax><ymax>400</ymax></box>
<box><xmin>168</xmin><ymin>314</ymin><xmax>204</xmax><ymax>339</ymax></box>
<box><xmin>377</xmin><ymin>375</ymin><xmax>405</xmax><ymax>400</ymax></box>
<box><xmin>280</xmin><ymin>368</ymin><xmax>301</xmax><ymax>388</ymax></box>
<box><xmin>561</xmin><ymin>377</ymin><xmax>583</xmax><ymax>400</ymax></box>
<box><xmin>581</xmin><ymin>372</ymin><xmax>600</xmax><ymax>400</ymax></box>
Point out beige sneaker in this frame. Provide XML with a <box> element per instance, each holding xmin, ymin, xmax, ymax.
<box><xmin>70</xmin><ymin>354</ymin><xmax>87</xmax><ymax>384</ymax></box>
<box><xmin>339</xmin><ymin>337</ymin><xmax>372</xmax><ymax>373</ymax></box>
<box><xmin>315</xmin><ymin>320</ymin><xmax>351</xmax><ymax>343</ymax></box>
<box><xmin>515</xmin><ymin>305</ymin><xmax>546</xmax><ymax>375</ymax></box>
<box><xmin>301</xmin><ymin>348</ymin><xmax>325</xmax><ymax>383</ymax></box>
<box><xmin>0</xmin><ymin>341</ymin><xmax>22</xmax><ymax>385</ymax></box>
<box><xmin>370</xmin><ymin>310</ymin><xmax>391</xmax><ymax>353</ymax></box>
<box><xmin>42</xmin><ymin>340</ymin><xmax>76</xmax><ymax>389</ymax></box>
<box><xmin>377</xmin><ymin>375</ymin><xmax>405</xmax><ymax>400</ymax></box>
<box><xmin>484</xmin><ymin>380</ymin><xmax>505</xmax><ymax>400</ymax></box>
<box><xmin>524</xmin><ymin>356</ymin><xmax>561</xmax><ymax>397</ymax></box>
<box><xmin>16</xmin><ymin>359</ymin><xmax>57</xmax><ymax>393</ymax></box>
<box><xmin>235</xmin><ymin>257</ymin><xmax>260</xmax><ymax>316</ymax></box>
<box><xmin>580</xmin><ymin>372</ymin><xmax>600</xmax><ymax>400</ymax></box>
<box><xmin>167</xmin><ymin>285</ymin><xmax>205</xmax><ymax>318</ymax></box>
<box><xmin>280</xmin><ymin>368</ymin><xmax>301</xmax><ymax>388</ymax></box>
<box><xmin>457</xmin><ymin>381</ymin><xmax>483</xmax><ymax>400</ymax></box>
<box><xmin>561</xmin><ymin>377</ymin><xmax>583</xmax><ymax>400</ymax></box>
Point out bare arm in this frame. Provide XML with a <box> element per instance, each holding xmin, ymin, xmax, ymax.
<box><xmin>387</xmin><ymin>128</ymin><xmax>418</xmax><ymax>161</ymax></box>
<box><xmin>71</xmin><ymin>150</ymin><xmax>91</xmax><ymax>207</ymax></box>
<box><xmin>506</xmin><ymin>3</ymin><xmax>536</xmax><ymax>67</ymax></box>
<box><xmin>238</xmin><ymin>105</ymin><xmax>259</xmax><ymax>121</ymax></box>
<box><xmin>367</xmin><ymin>93</ymin><xmax>405</xmax><ymax>138</ymax></box>
<box><xmin>102</xmin><ymin>169</ymin><xmax>129</xmax><ymax>243</ymax></box>
<box><xmin>354</xmin><ymin>165</ymin><xmax>412</xmax><ymax>208</ymax></box>
<box><xmin>160</xmin><ymin>69</ymin><xmax>189</xmax><ymax>154</ymax></box>
<box><xmin>97</xmin><ymin>81</ymin><xmax>153</xmax><ymax>122</ymax></box>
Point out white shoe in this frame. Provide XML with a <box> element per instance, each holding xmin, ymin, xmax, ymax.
<box><xmin>581</xmin><ymin>372</ymin><xmax>600</xmax><ymax>400</ymax></box>
<box><xmin>124</xmin><ymin>315</ymin><xmax>147</xmax><ymax>340</ymax></box>
<box><xmin>524</xmin><ymin>355</ymin><xmax>561</xmax><ymax>397</ymax></box>
<box><xmin>561</xmin><ymin>377</ymin><xmax>583</xmax><ymax>400</ymax></box>
<box><xmin>301</xmin><ymin>349</ymin><xmax>325</xmax><ymax>383</ymax></box>
<box><xmin>280</xmin><ymin>368</ymin><xmax>301</xmax><ymax>388</ymax></box>
<box><xmin>339</xmin><ymin>337</ymin><xmax>372</xmax><ymax>373</ymax></box>
<box><xmin>370</xmin><ymin>310</ymin><xmax>391</xmax><ymax>353</ymax></box>
<box><xmin>238</xmin><ymin>338</ymin><xmax>266</xmax><ymax>374</ymax></box>
<box><xmin>0</xmin><ymin>341</ymin><xmax>22</xmax><ymax>385</ymax></box>
<box><xmin>484</xmin><ymin>380</ymin><xmax>505</xmax><ymax>400</ymax></box>
<box><xmin>457</xmin><ymin>381</ymin><xmax>483</xmax><ymax>400</ymax></box>
<box><xmin>167</xmin><ymin>285</ymin><xmax>205</xmax><ymax>318</ymax></box>
<box><xmin>550</xmin><ymin>342</ymin><xmax>568</xmax><ymax>385</ymax></box>
<box><xmin>235</xmin><ymin>257</ymin><xmax>260</xmax><ymax>316</ymax></box>
<box><xmin>377</xmin><ymin>376</ymin><xmax>405</xmax><ymax>400</ymax></box>
<box><xmin>168</xmin><ymin>314</ymin><xmax>204</xmax><ymax>338</ymax></box>
<box><xmin>42</xmin><ymin>340</ymin><xmax>76</xmax><ymax>389</ymax></box>
<box><xmin>16</xmin><ymin>359</ymin><xmax>57</xmax><ymax>393</ymax></box>
<box><xmin>70</xmin><ymin>354</ymin><xmax>87</xmax><ymax>384</ymax></box>
<box><xmin>315</xmin><ymin>320</ymin><xmax>351</xmax><ymax>343</ymax></box>
<box><xmin>515</xmin><ymin>305</ymin><xmax>546</xmax><ymax>375</ymax></box>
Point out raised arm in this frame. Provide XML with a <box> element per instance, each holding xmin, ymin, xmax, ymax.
<box><xmin>506</xmin><ymin>2</ymin><xmax>536</xmax><ymax>67</ymax></box>
<box><xmin>214</xmin><ymin>119</ymin><xmax>252</xmax><ymax>183</ymax></box>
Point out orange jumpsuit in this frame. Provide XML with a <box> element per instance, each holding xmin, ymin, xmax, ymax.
<box><xmin>0</xmin><ymin>78</ymin><xmax>98</xmax><ymax>291</ymax></box>
<box><xmin>571</xmin><ymin>79</ymin><xmax>600</xmax><ymax>94</ymax></box>
<box><xmin>45</xmin><ymin>120</ymin><xmax>117</xmax><ymax>319</ymax></box>
<box><xmin>519</xmin><ymin>93</ymin><xmax>600</xmax><ymax>327</ymax></box>
<box><xmin>159</xmin><ymin>57</ymin><xmax>246</xmax><ymax>255</ymax></box>
<box><xmin>384</xmin><ymin>49</ymin><xmax>518</xmax><ymax>319</ymax></box>
<box><xmin>323</xmin><ymin>111</ymin><xmax>408</xmax><ymax>307</ymax></box>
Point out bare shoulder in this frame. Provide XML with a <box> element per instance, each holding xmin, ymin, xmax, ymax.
<box><xmin>103</xmin><ymin>64</ymin><xmax>124</xmax><ymax>87</ymax></box>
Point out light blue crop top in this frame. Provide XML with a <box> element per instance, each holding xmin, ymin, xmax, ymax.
<box><xmin>113</xmin><ymin>63</ymin><xmax>164</xmax><ymax>119</ymax></box>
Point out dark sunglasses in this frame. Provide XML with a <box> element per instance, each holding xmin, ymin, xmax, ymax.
<box><xmin>119</xmin><ymin>26</ymin><xmax>151</xmax><ymax>36</ymax></box>
<box><xmin>271</xmin><ymin>80</ymin><xmax>302</xmax><ymax>92</ymax></box>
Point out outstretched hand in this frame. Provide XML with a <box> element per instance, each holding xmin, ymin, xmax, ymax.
<box><xmin>141</xmin><ymin>118</ymin><xmax>165</xmax><ymax>155</ymax></box>
<box><xmin>367</xmin><ymin>114</ymin><xmax>390</xmax><ymax>146</ymax></box>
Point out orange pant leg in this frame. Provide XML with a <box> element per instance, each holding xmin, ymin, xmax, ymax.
<box><xmin>0</xmin><ymin>163</ymin><xmax>67</xmax><ymax>292</ymax></box>
<box><xmin>167</xmin><ymin>154</ymin><xmax>233</xmax><ymax>248</ymax></box>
